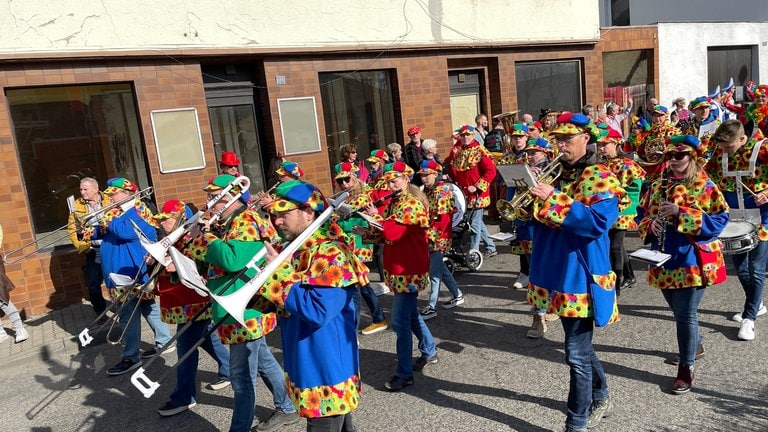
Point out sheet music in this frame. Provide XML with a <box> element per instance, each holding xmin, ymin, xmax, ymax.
<box><xmin>698</xmin><ymin>121</ymin><xmax>717</xmax><ymax>138</ymax></box>
<box><xmin>169</xmin><ymin>247</ymin><xmax>209</xmax><ymax>296</ymax></box>
<box><xmin>489</xmin><ymin>232</ymin><xmax>516</xmax><ymax>241</ymax></box>
<box><xmin>629</xmin><ymin>248</ymin><xmax>671</xmax><ymax>267</ymax></box>
<box><xmin>66</xmin><ymin>195</ymin><xmax>76</xmax><ymax>214</ymax></box>
<box><xmin>495</xmin><ymin>164</ymin><xmax>539</xmax><ymax>188</ymax></box>
<box><xmin>356</xmin><ymin>212</ymin><xmax>383</xmax><ymax>230</ymax></box>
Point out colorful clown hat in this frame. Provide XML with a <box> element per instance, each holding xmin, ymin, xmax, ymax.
<box><xmin>509</xmin><ymin>123</ymin><xmax>529</xmax><ymax>136</ymax></box>
<box><xmin>689</xmin><ymin>97</ymin><xmax>712</xmax><ymax>111</ymax></box>
<box><xmin>104</xmin><ymin>178</ymin><xmax>138</xmax><ymax>195</ymax></box>
<box><xmin>455</xmin><ymin>125</ymin><xmax>476</xmax><ymax>136</ymax></box>
<box><xmin>265</xmin><ymin>180</ymin><xmax>327</xmax><ymax>213</ymax></box>
<box><xmin>652</xmin><ymin>105</ymin><xmax>669</xmax><ymax>116</ymax></box>
<box><xmin>275</xmin><ymin>161</ymin><xmax>303</xmax><ymax>179</ymax></box>
<box><xmin>154</xmin><ymin>199</ymin><xmax>193</xmax><ymax>221</ymax></box>
<box><xmin>334</xmin><ymin>161</ymin><xmax>359</xmax><ymax>180</ymax></box>
<box><xmin>382</xmin><ymin>160</ymin><xmax>415</xmax><ymax>182</ymax></box>
<box><xmin>550</xmin><ymin>112</ymin><xmax>600</xmax><ymax>143</ymax></box>
<box><xmin>367</xmin><ymin>149</ymin><xmax>389</xmax><ymax>164</ymax></box>
<box><xmin>524</xmin><ymin>137</ymin><xmax>553</xmax><ymax>153</ymax></box>
<box><xmin>597</xmin><ymin>127</ymin><xmax>623</xmax><ymax>143</ymax></box>
<box><xmin>664</xmin><ymin>134</ymin><xmax>701</xmax><ymax>157</ymax></box>
<box><xmin>419</xmin><ymin>159</ymin><xmax>442</xmax><ymax>175</ymax></box>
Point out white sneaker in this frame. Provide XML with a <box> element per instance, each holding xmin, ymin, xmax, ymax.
<box><xmin>14</xmin><ymin>327</ymin><xmax>29</xmax><ymax>343</ymax></box>
<box><xmin>738</xmin><ymin>318</ymin><xmax>755</xmax><ymax>341</ymax></box>
<box><xmin>732</xmin><ymin>302</ymin><xmax>767</xmax><ymax>323</ymax></box>
<box><xmin>513</xmin><ymin>274</ymin><xmax>529</xmax><ymax>290</ymax></box>
<box><xmin>372</xmin><ymin>282</ymin><xmax>391</xmax><ymax>296</ymax></box>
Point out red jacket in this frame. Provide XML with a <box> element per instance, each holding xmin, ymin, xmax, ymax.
<box><xmin>444</xmin><ymin>140</ymin><xmax>497</xmax><ymax>208</ymax></box>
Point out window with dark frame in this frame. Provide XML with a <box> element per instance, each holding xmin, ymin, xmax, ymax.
<box><xmin>515</xmin><ymin>60</ymin><xmax>584</xmax><ymax>118</ymax></box>
<box><xmin>319</xmin><ymin>70</ymin><xmax>398</xmax><ymax>177</ymax></box>
<box><xmin>6</xmin><ymin>83</ymin><xmax>150</xmax><ymax>242</ymax></box>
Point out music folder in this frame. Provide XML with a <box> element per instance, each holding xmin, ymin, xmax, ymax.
<box><xmin>169</xmin><ymin>247</ymin><xmax>210</xmax><ymax>297</ymax></box>
<box><xmin>629</xmin><ymin>248</ymin><xmax>671</xmax><ymax>267</ymax></box>
<box><xmin>495</xmin><ymin>163</ymin><xmax>539</xmax><ymax>189</ymax></box>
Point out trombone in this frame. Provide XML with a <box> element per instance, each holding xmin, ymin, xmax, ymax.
<box><xmin>3</xmin><ymin>186</ymin><xmax>154</xmax><ymax>265</ymax></box>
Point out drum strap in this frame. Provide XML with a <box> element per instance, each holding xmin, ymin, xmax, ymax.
<box><xmin>723</xmin><ymin>138</ymin><xmax>764</xmax><ymax>221</ymax></box>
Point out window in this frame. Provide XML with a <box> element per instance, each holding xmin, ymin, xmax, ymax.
<box><xmin>319</xmin><ymin>70</ymin><xmax>398</xmax><ymax>170</ymax></box>
<box><xmin>515</xmin><ymin>60</ymin><xmax>583</xmax><ymax>117</ymax></box>
<box><xmin>7</xmin><ymin>83</ymin><xmax>150</xmax><ymax>239</ymax></box>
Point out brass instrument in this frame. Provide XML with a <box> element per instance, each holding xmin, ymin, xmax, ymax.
<box><xmin>3</xmin><ymin>186</ymin><xmax>154</xmax><ymax>265</ymax></box>
<box><xmin>637</xmin><ymin>137</ymin><xmax>666</xmax><ymax>167</ymax></box>
<box><xmin>497</xmin><ymin>154</ymin><xmax>563</xmax><ymax>221</ymax></box>
<box><xmin>493</xmin><ymin>111</ymin><xmax>520</xmax><ymax>157</ymax></box>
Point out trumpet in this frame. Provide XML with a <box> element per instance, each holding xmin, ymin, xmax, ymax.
<box><xmin>3</xmin><ymin>186</ymin><xmax>154</xmax><ymax>265</ymax></box>
<box><xmin>497</xmin><ymin>154</ymin><xmax>563</xmax><ymax>221</ymax></box>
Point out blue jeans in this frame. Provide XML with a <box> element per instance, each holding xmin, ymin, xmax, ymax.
<box><xmin>360</xmin><ymin>284</ymin><xmax>385</xmax><ymax>323</ymax></box>
<box><xmin>169</xmin><ymin>320</ymin><xmax>231</xmax><ymax>406</ymax></box>
<box><xmin>731</xmin><ymin>240</ymin><xmax>768</xmax><ymax>320</ymax></box>
<box><xmin>428</xmin><ymin>251</ymin><xmax>461</xmax><ymax>309</ymax></box>
<box><xmin>469</xmin><ymin>208</ymin><xmax>496</xmax><ymax>253</ymax></box>
<box><xmin>661</xmin><ymin>287</ymin><xmax>705</xmax><ymax>366</ymax></box>
<box><xmin>85</xmin><ymin>250</ymin><xmax>106</xmax><ymax>315</ymax></box>
<box><xmin>390</xmin><ymin>292</ymin><xmax>437</xmax><ymax>379</ymax></box>
<box><xmin>228</xmin><ymin>337</ymin><xmax>295</xmax><ymax>432</ymax></box>
<box><xmin>561</xmin><ymin>317</ymin><xmax>608</xmax><ymax>430</ymax></box>
<box><xmin>118</xmin><ymin>298</ymin><xmax>172</xmax><ymax>363</ymax></box>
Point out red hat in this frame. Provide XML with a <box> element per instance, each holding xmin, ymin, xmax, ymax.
<box><xmin>218</xmin><ymin>151</ymin><xmax>241</xmax><ymax>167</ymax></box>
<box><xmin>529</xmin><ymin>121</ymin><xmax>543</xmax><ymax>131</ymax></box>
<box><xmin>418</xmin><ymin>159</ymin><xmax>442</xmax><ymax>175</ymax></box>
<box><xmin>407</xmin><ymin>126</ymin><xmax>422</xmax><ymax>136</ymax></box>
<box><xmin>154</xmin><ymin>199</ymin><xmax>189</xmax><ymax>220</ymax></box>
<box><xmin>334</xmin><ymin>161</ymin><xmax>359</xmax><ymax>180</ymax></box>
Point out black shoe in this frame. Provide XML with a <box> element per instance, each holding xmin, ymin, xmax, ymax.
<box><xmin>384</xmin><ymin>375</ymin><xmax>414</xmax><ymax>392</ymax></box>
<box><xmin>106</xmin><ymin>359</ymin><xmax>141</xmax><ymax>376</ymax></box>
<box><xmin>256</xmin><ymin>410</ymin><xmax>301</xmax><ymax>431</ymax></box>
<box><xmin>157</xmin><ymin>401</ymin><xmax>196</xmax><ymax>417</ymax></box>
<box><xmin>140</xmin><ymin>348</ymin><xmax>157</xmax><ymax>359</ymax></box>
<box><xmin>413</xmin><ymin>354</ymin><xmax>438</xmax><ymax>372</ymax></box>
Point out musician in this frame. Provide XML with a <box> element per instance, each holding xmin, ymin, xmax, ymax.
<box><xmin>93</xmin><ymin>178</ymin><xmax>172</xmax><ymax>376</ymax></box>
<box><xmin>444</xmin><ymin>125</ymin><xmax>498</xmax><ymax>259</ymax></box>
<box><xmin>190</xmin><ymin>174</ymin><xmax>298</xmax><ymax>432</ymax></box>
<box><xmin>745</xmin><ymin>84</ymin><xmax>768</xmax><ymax>137</ymax></box>
<box><xmin>706</xmin><ymin>120</ymin><xmax>768</xmax><ymax>340</ymax></box>
<box><xmin>366</xmin><ymin>149</ymin><xmax>389</xmax><ymax>185</ymax></box>
<box><xmin>68</xmin><ymin>177</ymin><xmax>111</xmax><ymax>317</ymax></box>
<box><xmin>517</xmin><ymin>138</ymin><xmax>560</xmax><ymax>338</ymax></box>
<box><xmin>527</xmin><ymin>121</ymin><xmax>543</xmax><ymax>139</ymax></box>
<box><xmin>333</xmin><ymin>162</ymin><xmax>388</xmax><ymax>336</ymax></box>
<box><xmin>418</xmin><ymin>160</ymin><xmax>463</xmax><ymax>321</ymax></box>
<box><xmin>637</xmin><ymin>105</ymin><xmax>681</xmax><ymax>183</ymax></box>
<box><xmin>526</xmin><ymin>113</ymin><xmax>624</xmax><ymax>431</ymax></box>
<box><xmin>257</xmin><ymin>160</ymin><xmax>304</xmax><ymax>208</ymax></box>
<box><xmin>152</xmin><ymin>200</ymin><xmax>231</xmax><ymax>417</ymax></box>
<box><xmin>638</xmin><ymin>135</ymin><xmax>728</xmax><ymax>394</ymax></box>
<box><xmin>497</xmin><ymin>123</ymin><xmax>530</xmax><ymax>216</ymax></box>
<box><xmin>357</xmin><ymin>161</ymin><xmax>437</xmax><ymax>392</ymax></box>
<box><xmin>258</xmin><ymin>180</ymin><xmax>366</xmax><ymax>431</ymax></box>
<box><xmin>679</xmin><ymin>97</ymin><xmax>720</xmax><ymax>161</ymax></box>
<box><xmin>596</xmin><ymin>128</ymin><xmax>646</xmax><ymax>295</ymax></box>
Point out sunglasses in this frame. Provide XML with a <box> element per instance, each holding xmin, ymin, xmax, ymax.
<box><xmin>336</xmin><ymin>177</ymin><xmax>353</xmax><ymax>185</ymax></box>
<box><xmin>670</xmin><ymin>152</ymin><xmax>689</xmax><ymax>161</ymax></box>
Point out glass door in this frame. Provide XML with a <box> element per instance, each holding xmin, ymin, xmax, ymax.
<box><xmin>208</xmin><ymin>104</ymin><xmax>266</xmax><ymax>193</ymax></box>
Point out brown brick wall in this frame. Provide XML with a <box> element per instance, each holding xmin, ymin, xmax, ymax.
<box><xmin>0</xmin><ymin>60</ymin><xmax>218</xmax><ymax>316</ymax></box>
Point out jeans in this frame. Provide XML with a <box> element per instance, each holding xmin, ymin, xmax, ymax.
<box><xmin>561</xmin><ymin>317</ymin><xmax>608</xmax><ymax>430</ymax></box>
<box><xmin>360</xmin><ymin>284</ymin><xmax>385</xmax><ymax>323</ymax></box>
<box><xmin>731</xmin><ymin>240</ymin><xmax>768</xmax><ymax>320</ymax></box>
<box><xmin>169</xmin><ymin>319</ymin><xmax>231</xmax><ymax>406</ymax></box>
<box><xmin>351</xmin><ymin>288</ymin><xmax>362</xmax><ymax>333</ymax></box>
<box><xmin>428</xmin><ymin>251</ymin><xmax>461</xmax><ymax>309</ymax></box>
<box><xmin>390</xmin><ymin>292</ymin><xmax>437</xmax><ymax>379</ymax></box>
<box><xmin>85</xmin><ymin>250</ymin><xmax>107</xmax><ymax>315</ymax></box>
<box><xmin>661</xmin><ymin>287</ymin><xmax>705</xmax><ymax>366</ymax></box>
<box><xmin>469</xmin><ymin>208</ymin><xmax>496</xmax><ymax>253</ymax></box>
<box><xmin>118</xmin><ymin>298</ymin><xmax>172</xmax><ymax>363</ymax></box>
<box><xmin>228</xmin><ymin>337</ymin><xmax>295</xmax><ymax>432</ymax></box>
<box><xmin>307</xmin><ymin>413</ymin><xmax>357</xmax><ymax>432</ymax></box>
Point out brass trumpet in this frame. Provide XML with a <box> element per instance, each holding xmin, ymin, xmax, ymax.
<box><xmin>637</xmin><ymin>137</ymin><xmax>666</xmax><ymax>167</ymax></box>
<box><xmin>497</xmin><ymin>154</ymin><xmax>563</xmax><ymax>221</ymax></box>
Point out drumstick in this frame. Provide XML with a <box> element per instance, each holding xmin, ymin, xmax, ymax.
<box><xmin>737</xmin><ymin>179</ymin><xmax>759</xmax><ymax>198</ymax></box>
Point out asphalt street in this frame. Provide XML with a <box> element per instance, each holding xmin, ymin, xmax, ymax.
<box><xmin>1</xmin><ymin>229</ymin><xmax>767</xmax><ymax>432</ymax></box>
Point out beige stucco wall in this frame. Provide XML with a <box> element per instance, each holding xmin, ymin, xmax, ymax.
<box><xmin>657</xmin><ymin>22</ymin><xmax>768</xmax><ymax>106</ymax></box>
<box><xmin>0</xmin><ymin>0</ymin><xmax>600</xmax><ymax>56</ymax></box>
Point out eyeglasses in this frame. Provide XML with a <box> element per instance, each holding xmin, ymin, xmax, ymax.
<box><xmin>336</xmin><ymin>177</ymin><xmax>353</xmax><ymax>185</ymax></box>
<box><xmin>670</xmin><ymin>152</ymin><xmax>689</xmax><ymax>161</ymax></box>
<box><xmin>553</xmin><ymin>134</ymin><xmax>584</xmax><ymax>145</ymax></box>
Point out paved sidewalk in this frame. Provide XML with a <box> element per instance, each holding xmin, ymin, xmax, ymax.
<box><xmin>0</xmin><ymin>301</ymin><xmax>99</xmax><ymax>365</ymax></box>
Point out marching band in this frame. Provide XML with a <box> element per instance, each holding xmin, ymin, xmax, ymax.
<box><xmin>2</xmin><ymin>80</ymin><xmax>761</xmax><ymax>432</ymax></box>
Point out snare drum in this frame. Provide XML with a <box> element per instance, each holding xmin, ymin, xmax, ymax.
<box><xmin>718</xmin><ymin>221</ymin><xmax>758</xmax><ymax>255</ymax></box>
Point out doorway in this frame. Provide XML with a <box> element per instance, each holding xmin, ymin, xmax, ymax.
<box><xmin>449</xmin><ymin>70</ymin><xmax>485</xmax><ymax>130</ymax></box>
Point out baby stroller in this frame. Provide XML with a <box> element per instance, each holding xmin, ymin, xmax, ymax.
<box><xmin>443</xmin><ymin>183</ymin><xmax>483</xmax><ymax>274</ymax></box>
